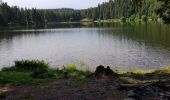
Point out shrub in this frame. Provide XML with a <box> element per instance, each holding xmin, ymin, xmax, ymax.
<box><xmin>2</xmin><ymin>66</ymin><xmax>17</xmax><ymax>72</ymax></box>
<box><xmin>80</xmin><ymin>18</ymin><xmax>93</xmax><ymax>22</ymax></box>
<box><xmin>120</xmin><ymin>17</ymin><xmax>126</xmax><ymax>22</ymax></box>
<box><xmin>14</xmin><ymin>60</ymin><xmax>49</xmax><ymax>72</ymax></box>
<box><xmin>65</xmin><ymin>64</ymin><xmax>77</xmax><ymax>72</ymax></box>
<box><xmin>31</xmin><ymin>70</ymin><xmax>56</xmax><ymax>79</ymax></box>
<box><xmin>141</xmin><ymin>15</ymin><xmax>147</xmax><ymax>21</ymax></box>
<box><xmin>129</xmin><ymin>15</ymin><xmax>136</xmax><ymax>21</ymax></box>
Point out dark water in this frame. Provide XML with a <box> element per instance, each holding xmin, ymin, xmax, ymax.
<box><xmin>0</xmin><ymin>23</ymin><xmax>170</xmax><ymax>70</ymax></box>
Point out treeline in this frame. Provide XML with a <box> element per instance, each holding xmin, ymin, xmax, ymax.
<box><xmin>46</xmin><ymin>8</ymin><xmax>81</xmax><ymax>22</ymax></box>
<box><xmin>0</xmin><ymin>0</ymin><xmax>170</xmax><ymax>26</ymax></box>
<box><xmin>81</xmin><ymin>0</ymin><xmax>170</xmax><ymax>23</ymax></box>
<box><xmin>0</xmin><ymin>3</ymin><xmax>82</xmax><ymax>26</ymax></box>
<box><xmin>0</xmin><ymin>3</ymin><xmax>46</xmax><ymax>26</ymax></box>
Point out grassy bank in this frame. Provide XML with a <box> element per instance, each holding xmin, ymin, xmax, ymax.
<box><xmin>0</xmin><ymin>60</ymin><xmax>170</xmax><ymax>86</ymax></box>
<box><xmin>0</xmin><ymin>60</ymin><xmax>91</xmax><ymax>86</ymax></box>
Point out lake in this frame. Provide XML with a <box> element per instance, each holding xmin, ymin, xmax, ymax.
<box><xmin>0</xmin><ymin>23</ymin><xmax>170</xmax><ymax>71</ymax></box>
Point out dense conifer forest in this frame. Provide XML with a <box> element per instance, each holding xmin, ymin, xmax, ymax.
<box><xmin>0</xmin><ymin>0</ymin><xmax>170</xmax><ymax>26</ymax></box>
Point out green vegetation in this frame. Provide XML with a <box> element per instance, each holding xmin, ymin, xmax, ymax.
<box><xmin>94</xmin><ymin>19</ymin><xmax>120</xmax><ymax>23</ymax></box>
<box><xmin>0</xmin><ymin>60</ymin><xmax>91</xmax><ymax>86</ymax></box>
<box><xmin>0</xmin><ymin>71</ymin><xmax>46</xmax><ymax>85</ymax></box>
<box><xmin>115</xmin><ymin>65</ymin><xmax>170</xmax><ymax>84</ymax></box>
<box><xmin>65</xmin><ymin>64</ymin><xmax>91</xmax><ymax>79</ymax></box>
<box><xmin>0</xmin><ymin>4</ymin><xmax>82</xmax><ymax>26</ymax></box>
<box><xmin>2</xmin><ymin>60</ymin><xmax>49</xmax><ymax>72</ymax></box>
<box><xmin>0</xmin><ymin>0</ymin><xmax>170</xmax><ymax>26</ymax></box>
<box><xmin>0</xmin><ymin>60</ymin><xmax>170</xmax><ymax>86</ymax></box>
<box><xmin>80</xmin><ymin>18</ymin><xmax>93</xmax><ymax>22</ymax></box>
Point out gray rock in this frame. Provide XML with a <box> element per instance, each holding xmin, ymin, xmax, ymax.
<box><xmin>128</xmin><ymin>90</ymin><xmax>136</xmax><ymax>97</ymax></box>
<box><xmin>124</xmin><ymin>98</ymin><xmax>136</xmax><ymax>100</ymax></box>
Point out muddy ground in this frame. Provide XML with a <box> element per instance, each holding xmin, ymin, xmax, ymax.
<box><xmin>1</xmin><ymin>77</ymin><xmax>170</xmax><ymax>100</ymax></box>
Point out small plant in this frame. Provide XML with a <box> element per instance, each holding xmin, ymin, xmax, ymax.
<box><xmin>65</xmin><ymin>64</ymin><xmax>77</xmax><ymax>72</ymax></box>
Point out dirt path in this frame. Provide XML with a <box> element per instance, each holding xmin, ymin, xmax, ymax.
<box><xmin>1</xmin><ymin>78</ymin><xmax>127</xmax><ymax>100</ymax></box>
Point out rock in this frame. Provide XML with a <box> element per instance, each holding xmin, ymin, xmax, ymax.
<box><xmin>159</xmin><ymin>93</ymin><xmax>165</xmax><ymax>96</ymax></box>
<box><xmin>94</xmin><ymin>65</ymin><xmax>106</xmax><ymax>79</ymax></box>
<box><xmin>127</xmin><ymin>90</ymin><xmax>136</xmax><ymax>97</ymax></box>
<box><xmin>124</xmin><ymin>98</ymin><xmax>136</xmax><ymax>100</ymax></box>
<box><xmin>127</xmin><ymin>90</ymin><xmax>142</xmax><ymax>100</ymax></box>
<box><xmin>94</xmin><ymin>65</ymin><xmax>117</xmax><ymax>79</ymax></box>
<box><xmin>105</xmin><ymin>66</ymin><xmax>114</xmax><ymax>76</ymax></box>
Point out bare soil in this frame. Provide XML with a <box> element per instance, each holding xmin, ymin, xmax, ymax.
<box><xmin>1</xmin><ymin>78</ymin><xmax>127</xmax><ymax>100</ymax></box>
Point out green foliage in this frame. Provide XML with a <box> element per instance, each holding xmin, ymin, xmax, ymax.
<box><xmin>31</xmin><ymin>70</ymin><xmax>56</xmax><ymax>79</ymax></box>
<box><xmin>128</xmin><ymin>15</ymin><xmax>136</xmax><ymax>21</ymax></box>
<box><xmin>80</xmin><ymin>18</ymin><xmax>92</xmax><ymax>22</ymax></box>
<box><xmin>67</xmin><ymin>70</ymin><xmax>90</xmax><ymax>80</ymax></box>
<box><xmin>2</xmin><ymin>60</ymin><xmax>55</xmax><ymax>79</ymax></box>
<box><xmin>141</xmin><ymin>15</ymin><xmax>147</xmax><ymax>21</ymax></box>
<box><xmin>120</xmin><ymin>17</ymin><xmax>126</xmax><ymax>22</ymax></box>
<box><xmin>65</xmin><ymin>64</ymin><xmax>77</xmax><ymax>72</ymax></box>
<box><xmin>0</xmin><ymin>0</ymin><xmax>170</xmax><ymax>25</ymax></box>
<box><xmin>0</xmin><ymin>60</ymin><xmax>91</xmax><ymax>85</ymax></box>
<box><xmin>15</xmin><ymin>60</ymin><xmax>49</xmax><ymax>71</ymax></box>
<box><xmin>63</xmin><ymin>64</ymin><xmax>91</xmax><ymax>80</ymax></box>
<box><xmin>2</xmin><ymin>60</ymin><xmax>49</xmax><ymax>72</ymax></box>
<box><xmin>0</xmin><ymin>72</ymin><xmax>45</xmax><ymax>85</ymax></box>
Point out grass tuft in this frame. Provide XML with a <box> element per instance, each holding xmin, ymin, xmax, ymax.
<box><xmin>65</xmin><ymin>64</ymin><xmax>77</xmax><ymax>72</ymax></box>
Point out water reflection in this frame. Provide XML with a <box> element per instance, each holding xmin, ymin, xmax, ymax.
<box><xmin>0</xmin><ymin>23</ymin><xmax>170</xmax><ymax>70</ymax></box>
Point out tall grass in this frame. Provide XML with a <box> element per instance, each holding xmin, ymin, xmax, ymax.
<box><xmin>14</xmin><ymin>60</ymin><xmax>49</xmax><ymax>71</ymax></box>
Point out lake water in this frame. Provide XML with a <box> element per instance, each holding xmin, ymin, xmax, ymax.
<box><xmin>0</xmin><ymin>23</ymin><xmax>170</xmax><ymax>70</ymax></box>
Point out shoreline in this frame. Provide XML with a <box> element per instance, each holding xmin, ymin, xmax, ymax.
<box><xmin>0</xmin><ymin>60</ymin><xmax>170</xmax><ymax>99</ymax></box>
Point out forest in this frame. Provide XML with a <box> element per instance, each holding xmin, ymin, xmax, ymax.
<box><xmin>0</xmin><ymin>0</ymin><xmax>170</xmax><ymax>26</ymax></box>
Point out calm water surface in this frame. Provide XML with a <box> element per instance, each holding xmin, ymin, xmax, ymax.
<box><xmin>0</xmin><ymin>23</ymin><xmax>170</xmax><ymax>70</ymax></box>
